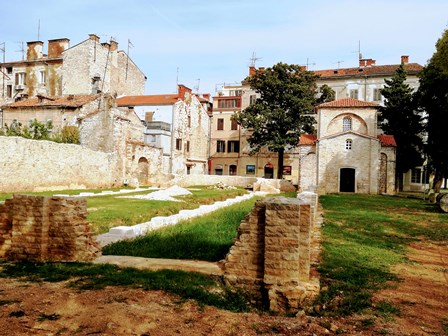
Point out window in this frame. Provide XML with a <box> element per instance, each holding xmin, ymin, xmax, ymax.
<box><xmin>228</xmin><ymin>140</ymin><xmax>240</xmax><ymax>153</ymax></box>
<box><xmin>231</xmin><ymin>119</ymin><xmax>238</xmax><ymax>130</ymax></box>
<box><xmin>176</xmin><ymin>138</ymin><xmax>182</xmax><ymax>150</ymax></box>
<box><xmin>249</xmin><ymin>95</ymin><xmax>257</xmax><ymax>105</ymax></box>
<box><xmin>411</xmin><ymin>168</ymin><xmax>422</xmax><ymax>184</ymax></box>
<box><xmin>218</xmin><ymin>99</ymin><xmax>241</xmax><ymax>108</ymax></box>
<box><xmin>345</xmin><ymin>139</ymin><xmax>352</xmax><ymax>150</ymax></box>
<box><xmin>15</xmin><ymin>72</ymin><xmax>26</xmax><ymax>85</ymax></box>
<box><xmin>349</xmin><ymin>89</ymin><xmax>358</xmax><ymax>99</ymax></box>
<box><xmin>187</xmin><ymin>115</ymin><xmax>191</xmax><ymax>127</ymax></box>
<box><xmin>186</xmin><ymin>140</ymin><xmax>190</xmax><ymax>152</ymax></box>
<box><xmin>343</xmin><ymin>117</ymin><xmax>352</xmax><ymax>131</ymax></box>
<box><xmin>229</xmin><ymin>165</ymin><xmax>237</xmax><ymax>175</ymax></box>
<box><xmin>215</xmin><ymin>168</ymin><xmax>223</xmax><ymax>175</ymax></box>
<box><xmin>6</xmin><ymin>85</ymin><xmax>12</xmax><ymax>98</ymax></box>
<box><xmin>148</xmin><ymin>135</ymin><xmax>156</xmax><ymax>143</ymax></box>
<box><xmin>373</xmin><ymin>88</ymin><xmax>382</xmax><ymax>101</ymax></box>
<box><xmin>39</xmin><ymin>70</ymin><xmax>46</xmax><ymax>85</ymax></box>
<box><xmin>216</xmin><ymin>140</ymin><xmax>225</xmax><ymax>152</ymax></box>
<box><xmin>6</xmin><ymin>67</ymin><xmax>12</xmax><ymax>74</ymax></box>
<box><xmin>229</xmin><ymin>90</ymin><xmax>242</xmax><ymax>96</ymax></box>
<box><xmin>282</xmin><ymin>166</ymin><xmax>292</xmax><ymax>175</ymax></box>
<box><xmin>246</xmin><ymin>165</ymin><xmax>255</xmax><ymax>174</ymax></box>
<box><xmin>217</xmin><ymin>118</ymin><xmax>224</xmax><ymax>130</ymax></box>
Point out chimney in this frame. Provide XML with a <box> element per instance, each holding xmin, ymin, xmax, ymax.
<box><xmin>26</xmin><ymin>41</ymin><xmax>43</xmax><ymax>60</ymax></box>
<box><xmin>202</xmin><ymin>93</ymin><xmax>210</xmax><ymax>101</ymax></box>
<box><xmin>145</xmin><ymin>112</ymin><xmax>154</xmax><ymax>123</ymax></box>
<box><xmin>401</xmin><ymin>55</ymin><xmax>409</xmax><ymax>64</ymax></box>
<box><xmin>249</xmin><ymin>66</ymin><xmax>256</xmax><ymax>76</ymax></box>
<box><xmin>366</xmin><ymin>58</ymin><xmax>376</xmax><ymax>66</ymax></box>
<box><xmin>110</xmin><ymin>40</ymin><xmax>118</xmax><ymax>51</ymax></box>
<box><xmin>359</xmin><ymin>59</ymin><xmax>366</xmax><ymax>67</ymax></box>
<box><xmin>47</xmin><ymin>38</ymin><xmax>70</xmax><ymax>58</ymax></box>
<box><xmin>178</xmin><ymin>84</ymin><xmax>192</xmax><ymax>100</ymax></box>
<box><xmin>88</xmin><ymin>34</ymin><xmax>100</xmax><ymax>43</ymax></box>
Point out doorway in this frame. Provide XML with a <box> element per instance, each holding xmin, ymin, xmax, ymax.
<box><xmin>264</xmin><ymin>163</ymin><xmax>274</xmax><ymax>179</ymax></box>
<box><xmin>340</xmin><ymin>168</ymin><xmax>355</xmax><ymax>192</ymax></box>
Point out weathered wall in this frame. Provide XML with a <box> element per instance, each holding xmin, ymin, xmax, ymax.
<box><xmin>168</xmin><ymin>174</ymin><xmax>257</xmax><ymax>188</ymax></box>
<box><xmin>0</xmin><ymin>136</ymin><xmax>117</xmax><ymax>192</ymax></box>
<box><xmin>0</xmin><ymin>194</ymin><xmax>100</xmax><ymax>261</ymax></box>
<box><xmin>223</xmin><ymin>195</ymin><xmax>320</xmax><ymax>313</ymax></box>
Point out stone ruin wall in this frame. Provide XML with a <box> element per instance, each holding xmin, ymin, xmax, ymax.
<box><xmin>0</xmin><ymin>195</ymin><xmax>101</xmax><ymax>262</ymax></box>
<box><xmin>223</xmin><ymin>192</ymin><xmax>320</xmax><ymax>313</ymax></box>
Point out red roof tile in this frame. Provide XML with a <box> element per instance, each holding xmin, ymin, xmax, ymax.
<box><xmin>299</xmin><ymin>134</ymin><xmax>317</xmax><ymax>145</ymax></box>
<box><xmin>378</xmin><ymin>134</ymin><xmax>397</xmax><ymax>147</ymax></box>
<box><xmin>116</xmin><ymin>95</ymin><xmax>179</xmax><ymax>106</ymax></box>
<box><xmin>318</xmin><ymin>98</ymin><xmax>379</xmax><ymax>108</ymax></box>
<box><xmin>315</xmin><ymin>63</ymin><xmax>423</xmax><ymax>79</ymax></box>
<box><xmin>3</xmin><ymin>95</ymin><xmax>99</xmax><ymax>108</ymax></box>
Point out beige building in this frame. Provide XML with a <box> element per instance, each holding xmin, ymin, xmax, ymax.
<box><xmin>299</xmin><ymin>98</ymin><xmax>396</xmax><ymax>194</ymax></box>
<box><xmin>0</xmin><ymin>34</ymin><xmax>145</xmax><ymax>107</ymax></box>
<box><xmin>117</xmin><ymin>85</ymin><xmax>212</xmax><ymax>176</ymax></box>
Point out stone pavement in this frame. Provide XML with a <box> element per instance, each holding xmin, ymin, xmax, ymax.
<box><xmin>93</xmin><ymin>255</ymin><xmax>223</xmax><ymax>276</ymax></box>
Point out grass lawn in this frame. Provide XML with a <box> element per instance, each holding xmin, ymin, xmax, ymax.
<box><xmin>316</xmin><ymin>194</ymin><xmax>448</xmax><ymax>316</ymax></box>
<box><xmin>0</xmin><ymin>186</ymin><xmax>248</xmax><ymax>234</ymax></box>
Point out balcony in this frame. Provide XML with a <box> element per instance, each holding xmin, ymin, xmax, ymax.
<box><xmin>145</xmin><ymin>121</ymin><xmax>171</xmax><ymax>132</ymax></box>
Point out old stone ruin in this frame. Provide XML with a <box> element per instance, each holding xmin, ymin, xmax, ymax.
<box><xmin>222</xmin><ymin>192</ymin><xmax>320</xmax><ymax>313</ymax></box>
<box><xmin>0</xmin><ymin>191</ymin><xmax>320</xmax><ymax>314</ymax></box>
<box><xmin>0</xmin><ymin>194</ymin><xmax>101</xmax><ymax>261</ymax></box>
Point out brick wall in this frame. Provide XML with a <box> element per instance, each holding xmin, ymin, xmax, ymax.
<box><xmin>0</xmin><ymin>195</ymin><xmax>100</xmax><ymax>262</ymax></box>
<box><xmin>223</xmin><ymin>193</ymin><xmax>320</xmax><ymax>313</ymax></box>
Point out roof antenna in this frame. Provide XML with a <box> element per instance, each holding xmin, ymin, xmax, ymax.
<box><xmin>249</xmin><ymin>51</ymin><xmax>262</xmax><ymax>67</ymax></box>
<box><xmin>194</xmin><ymin>78</ymin><xmax>200</xmax><ymax>93</ymax></box>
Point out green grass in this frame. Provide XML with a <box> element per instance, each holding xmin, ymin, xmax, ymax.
<box><xmin>0</xmin><ymin>261</ymin><xmax>249</xmax><ymax>312</ymax></box>
<box><xmin>315</xmin><ymin>194</ymin><xmax>448</xmax><ymax>316</ymax></box>
<box><xmin>102</xmin><ymin>197</ymin><xmax>262</xmax><ymax>261</ymax></box>
<box><xmin>1</xmin><ymin>186</ymin><xmax>248</xmax><ymax>234</ymax></box>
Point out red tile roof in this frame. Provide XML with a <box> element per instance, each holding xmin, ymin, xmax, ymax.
<box><xmin>3</xmin><ymin>95</ymin><xmax>99</xmax><ymax>108</ymax></box>
<box><xmin>378</xmin><ymin>134</ymin><xmax>397</xmax><ymax>147</ymax></box>
<box><xmin>318</xmin><ymin>98</ymin><xmax>379</xmax><ymax>108</ymax></box>
<box><xmin>116</xmin><ymin>94</ymin><xmax>179</xmax><ymax>106</ymax></box>
<box><xmin>299</xmin><ymin>134</ymin><xmax>317</xmax><ymax>145</ymax></box>
<box><xmin>315</xmin><ymin>63</ymin><xmax>423</xmax><ymax>79</ymax></box>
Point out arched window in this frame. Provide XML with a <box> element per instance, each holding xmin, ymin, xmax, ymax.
<box><xmin>343</xmin><ymin>117</ymin><xmax>352</xmax><ymax>131</ymax></box>
<box><xmin>345</xmin><ymin>139</ymin><xmax>352</xmax><ymax>150</ymax></box>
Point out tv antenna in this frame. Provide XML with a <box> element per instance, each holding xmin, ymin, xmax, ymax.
<box><xmin>334</xmin><ymin>60</ymin><xmax>344</xmax><ymax>69</ymax></box>
<box><xmin>194</xmin><ymin>78</ymin><xmax>200</xmax><ymax>93</ymax></box>
<box><xmin>352</xmin><ymin>40</ymin><xmax>362</xmax><ymax>61</ymax></box>
<box><xmin>125</xmin><ymin>38</ymin><xmax>134</xmax><ymax>80</ymax></box>
<box><xmin>15</xmin><ymin>41</ymin><xmax>25</xmax><ymax>60</ymax></box>
<box><xmin>305</xmin><ymin>57</ymin><xmax>316</xmax><ymax>69</ymax></box>
<box><xmin>249</xmin><ymin>51</ymin><xmax>262</xmax><ymax>67</ymax></box>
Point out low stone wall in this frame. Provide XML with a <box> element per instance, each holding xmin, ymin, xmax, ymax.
<box><xmin>169</xmin><ymin>174</ymin><xmax>257</xmax><ymax>188</ymax></box>
<box><xmin>0</xmin><ymin>194</ymin><xmax>100</xmax><ymax>261</ymax></box>
<box><xmin>223</xmin><ymin>193</ymin><xmax>320</xmax><ymax>313</ymax></box>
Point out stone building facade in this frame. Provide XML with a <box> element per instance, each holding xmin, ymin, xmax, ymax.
<box><xmin>0</xmin><ymin>34</ymin><xmax>145</xmax><ymax>107</ymax></box>
<box><xmin>116</xmin><ymin>85</ymin><xmax>212</xmax><ymax>176</ymax></box>
<box><xmin>299</xmin><ymin>98</ymin><xmax>396</xmax><ymax>194</ymax></box>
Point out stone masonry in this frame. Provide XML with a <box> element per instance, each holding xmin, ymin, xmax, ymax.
<box><xmin>0</xmin><ymin>195</ymin><xmax>101</xmax><ymax>262</ymax></box>
<box><xmin>223</xmin><ymin>194</ymin><xmax>320</xmax><ymax>313</ymax></box>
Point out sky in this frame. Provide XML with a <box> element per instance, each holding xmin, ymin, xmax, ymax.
<box><xmin>1</xmin><ymin>0</ymin><xmax>447</xmax><ymax>96</ymax></box>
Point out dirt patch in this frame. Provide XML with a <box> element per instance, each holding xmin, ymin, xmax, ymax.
<box><xmin>1</xmin><ymin>242</ymin><xmax>447</xmax><ymax>335</ymax></box>
<box><xmin>373</xmin><ymin>241</ymin><xmax>448</xmax><ymax>335</ymax></box>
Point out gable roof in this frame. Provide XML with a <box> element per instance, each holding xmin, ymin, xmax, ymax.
<box><xmin>315</xmin><ymin>63</ymin><xmax>423</xmax><ymax>79</ymax></box>
<box><xmin>3</xmin><ymin>95</ymin><xmax>99</xmax><ymax>109</ymax></box>
<box><xmin>378</xmin><ymin>134</ymin><xmax>397</xmax><ymax>147</ymax></box>
<box><xmin>299</xmin><ymin>134</ymin><xmax>317</xmax><ymax>145</ymax></box>
<box><xmin>318</xmin><ymin>98</ymin><xmax>379</xmax><ymax>109</ymax></box>
<box><xmin>116</xmin><ymin>94</ymin><xmax>179</xmax><ymax>106</ymax></box>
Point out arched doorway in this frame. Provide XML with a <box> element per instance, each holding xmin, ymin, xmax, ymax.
<box><xmin>340</xmin><ymin>168</ymin><xmax>355</xmax><ymax>192</ymax></box>
<box><xmin>264</xmin><ymin>163</ymin><xmax>274</xmax><ymax>179</ymax></box>
<box><xmin>138</xmin><ymin>157</ymin><xmax>149</xmax><ymax>185</ymax></box>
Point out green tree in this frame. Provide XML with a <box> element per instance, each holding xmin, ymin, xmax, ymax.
<box><xmin>233</xmin><ymin>62</ymin><xmax>327</xmax><ymax>179</ymax></box>
<box><xmin>378</xmin><ymin>63</ymin><xmax>424</xmax><ymax>191</ymax></box>
<box><xmin>417</xmin><ymin>28</ymin><xmax>448</xmax><ymax>193</ymax></box>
